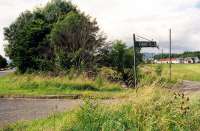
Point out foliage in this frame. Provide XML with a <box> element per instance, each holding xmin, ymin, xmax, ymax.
<box><xmin>51</xmin><ymin>12</ymin><xmax>105</xmax><ymax>69</ymax></box>
<box><xmin>97</xmin><ymin>40</ymin><xmax>142</xmax><ymax>69</ymax></box>
<box><xmin>96</xmin><ymin>40</ymin><xmax>142</xmax><ymax>86</ymax></box>
<box><xmin>0</xmin><ymin>55</ymin><xmax>7</xmax><ymax>68</ymax></box>
<box><xmin>4</xmin><ymin>0</ymin><xmax>104</xmax><ymax>73</ymax></box>
<box><xmin>99</xmin><ymin>67</ymin><xmax>122</xmax><ymax>82</ymax></box>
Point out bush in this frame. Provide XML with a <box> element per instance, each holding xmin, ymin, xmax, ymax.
<box><xmin>99</xmin><ymin>67</ymin><xmax>122</xmax><ymax>82</ymax></box>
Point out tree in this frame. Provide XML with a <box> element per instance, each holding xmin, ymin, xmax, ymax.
<box><xmin>51</xmin><ymin>12</ymin><xmax>105</xmax><ymax>69</ymax></box>
<box><xmin>4</xmin><ymin>0</ymin><xmax>78</xmax><ymax>73</ymax></box>
<box><xmin>0</xmin><ymin>55</ymin><xmax>7</xmax><ymax>68</ymax></box>
<box><xmin>96</xmin><ymin>40</ymin><xmax>142</xmax><ymax>86</ymax></box>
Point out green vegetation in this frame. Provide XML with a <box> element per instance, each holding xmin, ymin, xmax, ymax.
<box><xmin>3</xmin><ymin>0</ymin><xmax>141</xmax><ymax>86</ymax></box>
<box><xmin>154</xmin><ymin>51</ymin><xmax>200</xmax><ymax>60</ymax></box>
<box><xmin>4</xmin><ymin>0</ymin><xmax>105</xmax><ymax>73</ymax></box>
<box><xmin>0</xmin><ymin>73</ymin><xmax>131</xmax><ymax>99</ymax></box>
<box><xmin>0</xmin><ymin>55</ymin><xmax>7</xmax><ymax>68</ymax></box>
<box><xmin>3</xmin><ymin>87</ymin><xmax>200</xmax><ymax>131</ymax></box>
<box><xmin>96</xmin><ymin>40</ymin><xmax>141</xmax><ymax>86</ymax></box>
<box><xmin>51</xmin><ymin>11</ymin><xmax>105</xmax><ymax>70</ymax></box>
<box><xmin>150</xmin><ymin>64</ymin><xmax>200</xmax><ymax>82</ymax></box>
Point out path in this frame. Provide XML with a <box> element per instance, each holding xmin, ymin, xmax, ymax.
<box><xmin>178</xmin><ymin>80</ymin><xmax>200</xmax><ymax>93</ymax></box>
<box><xmin>0</xmin><ymin>99</ymin><xmax>80</xmax><ymax>128</ymax></box>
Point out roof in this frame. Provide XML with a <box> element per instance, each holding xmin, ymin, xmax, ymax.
<box><xmin>159</xmin><ymin>58</ymin><xmax>177</xmax><ymax>61</ymax></box>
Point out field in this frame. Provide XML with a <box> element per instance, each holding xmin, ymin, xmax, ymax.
<box><xmin>152</xmin><ymin>64</ymin><xmax>200</xmax><ymax>82</ymax></box>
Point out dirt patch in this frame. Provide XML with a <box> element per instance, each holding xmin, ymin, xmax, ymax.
<box><xmin>177</xmin><ymin>80</ymin><xmax>200</xmax><ymax>93</ymax></box>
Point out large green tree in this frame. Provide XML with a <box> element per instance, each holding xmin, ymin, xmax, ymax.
<box><xmin>51</xmin><ymin>12</ymin><xmax>105</xmax><ymax>69</ymax></box>
<box><xmin>4</xmin><ymin>0</ymin><xmax>77</xmax><ymax>73</ymax></box>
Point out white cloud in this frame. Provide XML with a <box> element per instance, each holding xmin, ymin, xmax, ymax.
<box><xmin>0</xmin><ymin>0</ymin><xmax>200</xmax><ymax>57</ymax></box>
<box><xmin>72</xmin><ymin>0</ymin><xmax>200</xmax><ymax>53</ymax></box>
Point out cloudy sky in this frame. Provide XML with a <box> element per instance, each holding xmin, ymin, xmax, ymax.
<box><xmin>0</xmin><ymin>0</ymin><xmax>200</xmax><ymax>56</ymax></box>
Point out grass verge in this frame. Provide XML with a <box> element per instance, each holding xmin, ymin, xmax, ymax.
<box><xmin>0</xmin><ymin>73</ymin><xmax>131</xmax><ymax>99</ymax></box>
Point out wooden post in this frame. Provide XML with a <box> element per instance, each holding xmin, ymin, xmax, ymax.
<box><xmin>133</xmin><ymin>34</ymin><xmax>137</xmax><ymax>87</ymax></box>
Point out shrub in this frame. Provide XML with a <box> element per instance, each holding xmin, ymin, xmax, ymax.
<box><xmin>99</xmin><ymin>67</ymin><xmax>122</xmax><ymax>82</ymax></box>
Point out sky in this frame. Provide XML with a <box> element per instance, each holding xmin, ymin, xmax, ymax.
<box><xmin>0</xmin><ymin>0</ymin><xmax>200</xmax><ymax>57</ymax></box>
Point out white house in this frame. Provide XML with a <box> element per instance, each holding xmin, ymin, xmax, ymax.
<box><xmin>184</xmin><ymin>57</ymin><xmax>200</xmax><ymax>64</ymax></box>
<box><xmin>193</xmin><ymin>57</ymin><xmax>200</xmax><ymax>63</ymax></box>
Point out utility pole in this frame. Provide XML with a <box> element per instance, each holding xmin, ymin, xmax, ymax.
<box><xmin>169</xmin><ymin>29</ymin><xmax>172</xmax><ymax>81</ymax></box>
<box><xmin>133</xmin><ymin>34</ymin><xmax>137</xmax><ymax>87</ymax></box>
<box><xmin>162</xmin><ymin>49</ymin><xmax>163</xmax><ymax>64</ymax></box>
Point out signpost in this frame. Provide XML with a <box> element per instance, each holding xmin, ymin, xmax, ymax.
<box><xmin>133</xmin><ymin>34</ymin><xmax>158</xmax><ymax>87</ymax></box>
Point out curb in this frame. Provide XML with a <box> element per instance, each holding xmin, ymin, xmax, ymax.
<box><xmin>0</xmin><ymin>94</ymin><xmax>82</xmax><ymax>99</ymax></box>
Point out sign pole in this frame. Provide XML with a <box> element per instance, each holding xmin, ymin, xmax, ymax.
<box><xmin>169</xmin><ymin>29</ymin><xmax>172</xmax><ymax>81</ymax></box>
<box><xmin>133</xmin><ymin>34</ymin><xmax>137</xmax><ymax>87</ymax></box>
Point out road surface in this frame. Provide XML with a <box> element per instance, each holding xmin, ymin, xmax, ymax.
<box><xmin>0</xmin><ymin>99</ymin><xmax>80</xmax><ymax>127</ymax></box>
<box><xmin>0</xmin><ymin>69</ymin><xmax>14</xmax><ymax>76</ymax></box>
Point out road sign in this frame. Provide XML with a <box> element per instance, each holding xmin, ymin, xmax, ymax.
<box><xmin>135</xmin><ymin>41</ymin><xmax>158</xmax><ymax>48</ymax></box>
<box><xmin>133</xmin><ymin>34</ymin><xmax>159</xmax><ymax>88</ymax></box>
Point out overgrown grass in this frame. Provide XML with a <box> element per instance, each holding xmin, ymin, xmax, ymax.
<box><xmin>3</xmin><ymin>86</ymin><xmax>200</xmax><ymax>131</ymax></box>
<box><xmin>0</xmin><ymin>73</ymin><xmax>130</xmax><ymax>99</ymax></box>
<box><xmin>150</xmin><ymin>64</ymin><xmax>200</xmax><ymax>82</ymax></box>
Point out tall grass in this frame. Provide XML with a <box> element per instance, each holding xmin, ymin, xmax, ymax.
<box><xmin>74</xmin><ymin>87</ymin><xmax>200</xmax><ymax>131</ymax></box>
<box><xmin>3</xmin><ymin>86</ymin><xmax>200</xmax><ymax>131</ymax></box>
<box><xmin>0</xmin><ymin>73</ymin><xmax>125</xmax><ymax>98</ymax></box>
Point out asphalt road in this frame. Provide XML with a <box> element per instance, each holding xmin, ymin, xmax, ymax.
<box><xmin>0</xmin><ymin>69</ymin><xmax>15</xmax><ymax>76</ymax></box>
<box><xmin>0</xmin><ymin>99</ymin><xmax>80</xmax><ymax>127</ymax></box>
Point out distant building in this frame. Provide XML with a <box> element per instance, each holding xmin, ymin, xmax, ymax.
<box><xmin>155</xmin><ymin>58</ymin><xmax>178</xmax><ymax>64</ymax></box>
<box><xmin>193</xmin><ymin>57</ymin><xmax>200</xmax><ymax>63</ymax></box>
<box><xmin>184</xmin><ymin>57</ymin><xmax>194</xmax><ymax>64</ymax></box>
<box><xmin>154</xmin><ymin>57</ymin><xmax>199</xmax><ymax>64</ymax></box>
<box><xmin>176</xmin><ymin>58</ymin><xmax>184</xmax><ymax>64</ymax></box>
<box><xmin>184</xmin><ymin>57</ymin><xmax>200</xmax><ymax>64</ymax></box>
